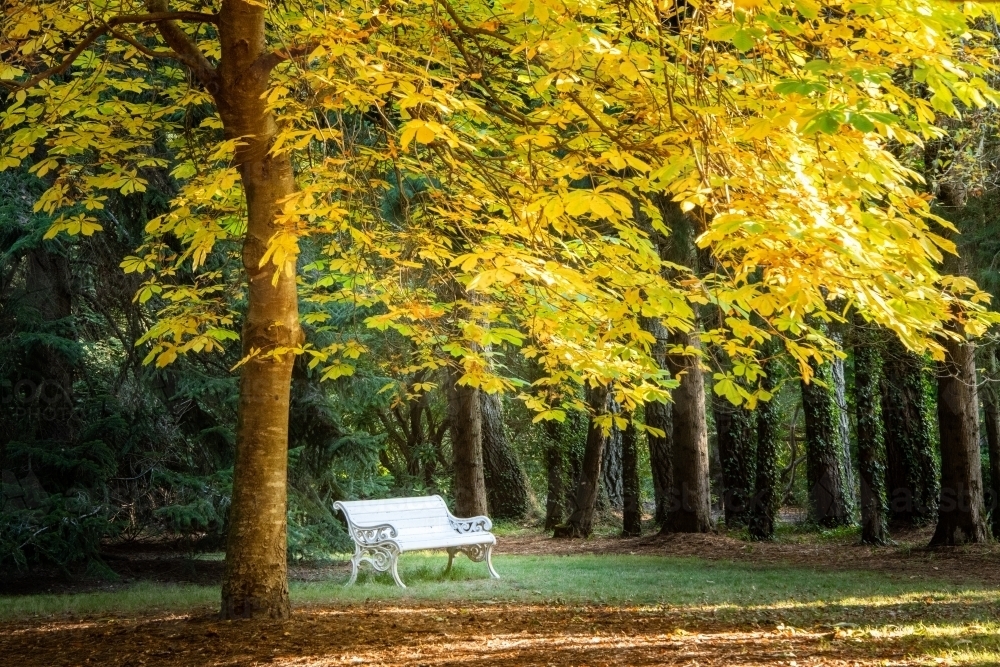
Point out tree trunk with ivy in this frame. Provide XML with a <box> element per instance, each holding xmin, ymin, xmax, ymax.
<box><xmin>880</xmin><ymin>336</ymin><xmax>938</xmax><ymax>526</ymax></box>
<box><xmin>801</xmin><ymin>361</ymin><xmax>852</xmax><ymax>528</ymax></box>
<box><xmin>714</xmin><ymin>394</ymin><xmax>756</xmax><ymax>529</ymax></box>
<box><xmin>853</xmin><ymin>315</ymin><xmax>889</xmax><ymax>545</ymax></box>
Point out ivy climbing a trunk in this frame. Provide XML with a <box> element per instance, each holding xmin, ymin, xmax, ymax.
<box><xmin>801</xmin><ymin>361</ymin><xmax>853</xmax><ymax>528</ymax></box>
<box><xmin>880</xmin><ymin>336</ymin><xmax>938</xmax><ymax>526</ymax></box>
<box><xmin>853</xmin><ymin>315</ymin><xmax>889</xmax><ymax>546</ymax></box>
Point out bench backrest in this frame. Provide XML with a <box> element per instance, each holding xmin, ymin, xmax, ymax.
<box><xmin>335</xmin><ymin>495</ymin><xmax>456</xmax><ymax>541</ymax></box>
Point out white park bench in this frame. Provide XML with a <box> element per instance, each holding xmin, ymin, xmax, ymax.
<box><xmin>333</xmin><ymin>495</ymin><xmax>499</xmax><ymax>588</ymax></box>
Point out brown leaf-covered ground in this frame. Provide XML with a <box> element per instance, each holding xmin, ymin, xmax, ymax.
<box><xmin>2</xmin><ymin>525</ymin><xmax>999</xmax><ymax>666</ymax></box>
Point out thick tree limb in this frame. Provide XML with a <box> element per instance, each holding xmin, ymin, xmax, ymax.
<box><xmin>249</xmin><ymin>43</ymin><xmax>319</xmax><ymax>81</ymax></box>
<box><xmin>1</xmin><ymin>11</ymin><xmax>219</xmax><ymax>91</ymax></box>
<box><xmin>145</xmin><ymin>2</ymin><xmax>218</xmax><ymax>88</ymax></box>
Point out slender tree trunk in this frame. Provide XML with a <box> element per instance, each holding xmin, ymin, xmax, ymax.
<box><xmin>662</xmin><ymin>330</ymin><xmax>713</xmax><ymax>533</ymax></box>
<box><xmin>176</xmin><ymin>0</ymin><xmax>304</xmax><ymax>619</ymax></box>
<box><xmin>621</xmin><ymin>415</ymin><xmax>641</xmax><ymax>536</ymax></box>
<box><xmin>480</xmin><ymin>391</ymin><xmax>532</xmax><ymax>520</ymax></box>
<box><xmin>447</xmin><ymin>368</ymin><xmax>487</xmax><ymax>518</ymax></box>
<box><xmin>853</xmin><ymin>315</ymin><xmax>889</xmax><ymax>545</ymax></box>
<box><xmin>601</xmin><ymin>399</ymin><xmax>624</xmax><ymax>511</ymax></box>
<box><xmin>801</xmin><ymin>361</ymin><xmax>852</xmax><ymax>528</ymax></box>
<box><xmin>714</xmin><ymin>395</ymin><xmax>756</xmax><ymax>529</ymax></box>
<box><xmin>543</xmin><ymin>423</ymin><xmax>564</xmax><ymax>530</ymax></box>
<box><xmin>931</xmin><ymin>331</ymin><xmax>989</xmax><ymax>545</ymax></box>
<box><xmin>555</xmin><ymin>385</ymin><xmax>610</xmax><ymax>538</ymax></box>
<box><xmin>748</xmin><ymin>353</ymin><xmax>780</xmax><ymax>541</ymax></box>
<box><xmin>641</xmin><ymin>317</ymin><xmax>673</xmax><ymax>525</ymax></box>
<box><xmin>982</xmin><ymin>347</ymin><xmax>1000</xmax><ymax>539</ymax></box>
<box><xmin>831</xmin><ymin>337</ymin><xmax>857</xmax><ymax>519</ymax></box>
<box><xmin>880</xmin><ymin>336</ymin><xmax>938</xmax><ymax>525</ymax></box>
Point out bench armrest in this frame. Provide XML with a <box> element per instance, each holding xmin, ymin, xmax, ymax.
<box><xmin>346</xmin><ymin>522</ymin><xmax>398</xmax><ymax>545</ymax></box>
<box><xmin>448</xmin><ymin>515</ymin><xmax>493</xmax><ymax>534</ymax></box>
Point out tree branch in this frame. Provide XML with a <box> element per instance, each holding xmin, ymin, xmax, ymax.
<box><xmin>249</xmin><ymin>43</ymin><xmax>319</xmax><ymax>81</ymax></box>
<box><xmin>0</xmin><ymin>11</ymin><xmax>219</xmax><ymax>91</ymax></box>
<box><xmin>145</xmin><ymin>2</ymin><xmax>218</xmax><ymax>88</ymax></box>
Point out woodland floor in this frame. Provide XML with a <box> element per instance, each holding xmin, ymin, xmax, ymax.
<box><xmin>2</xmin><ymin>523</ymin><xmax>999</xmax><ymax>666</ymax></box>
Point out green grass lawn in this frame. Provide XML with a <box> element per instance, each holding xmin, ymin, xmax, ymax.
<box><xmin>4</xmin><ymin>553</ymin><xmax>998</xmax><ymax>664</ymax></box>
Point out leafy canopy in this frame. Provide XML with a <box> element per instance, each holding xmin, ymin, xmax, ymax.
<box><xmin>2</xmin><ymin>0</ymin><xmax>997</xmax><ymax>415</ymax></box>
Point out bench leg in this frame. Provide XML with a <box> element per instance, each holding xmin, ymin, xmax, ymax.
<box><xmin>485</xmin><ymin>544</ymin><xmax>500</xmax><ymax>579</ymax></box>
<box><xmin>390</xmin><ymin>551</ymin><xmax>406</xmax><ymax>588</ymax></box>
<box><xmin>445</xmin><ymin>548</ymin><xmax>457</xmax><ymax>574</ymax></box>
<box><xmin>346</xmin><ymin>550</ymin><xmax>360</xmax><ymax>586</ymax></box>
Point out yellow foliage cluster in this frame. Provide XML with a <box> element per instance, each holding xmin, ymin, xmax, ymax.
<box><xmin>2</xmin><ymin>0</ymin><xmax>998</xmax><ymax>413</ymax></box>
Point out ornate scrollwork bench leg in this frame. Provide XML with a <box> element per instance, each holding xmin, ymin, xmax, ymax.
<box><xmin>444</xmin><ymin>543</ymin><xmax>500</xmax><ymax>579</ymax></box>
<box><xmin>342</xmin><ymin>521</ymin><xmax>405</xmax><ymax>587</ymax></box>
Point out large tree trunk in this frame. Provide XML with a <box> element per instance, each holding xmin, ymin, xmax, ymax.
<box><xmin>982</xmin><ymin>347</ymin><xmax>1000</xmax><ymax>539</ymax></box>
<box><xmin>801</xmin><ymin>362</ymin><xmax>852</xmax><ymax>528</ymax></box>
<box><xmin>880</xmin><ymin>336</ymin><xmax>938</xmax><ymax>525</ymax></box>
<box><xmin>555</xmin><ymin>385</ymin><xmax>610</xmax><ymax>538</ymax></box>
<box><xmin>853</xmin><ymin>316</ymin><xmax>889</xmax><ymax>546</ymax></box>
<box><xmin>641</xmin><ymin>317</ymin><xmax>673</xmax><ymax>525</ymax></box>
<box><xmin>480</xmin><ymin>391</ymin><xmax>532</xmax><ymax>520</ymax></box>
<box><xmin>931</xmin><ymin>331</ymin><xmax>989</xmax><ymax>545</ymax></box>
<box><xmin>190</xmin><ymin>0</ymin><xmax>302</xmax><ymax>620</ymax></box>
<box><xmin>621</xmin><ymin>415</ymin><xmax>641</xmax><ymax>536</ymax></box>
<box><xmin>714</xmin><ymin>394</ymin><xmax>755</xmax><ymax>529</ymax></box>
<box><xmin>662</xmin><ymin>330</ymin><xmax>713</xmax><ymax>533</ymax></box>
<box><xmin>748</xmin><ymin>353</ymin><xmax>780</xmax><ymax>541</ymax></box>
<box><xmin>447</xmin><ymin>369</ymin><xmax>487</xmax><ymax>518</ymax></box>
